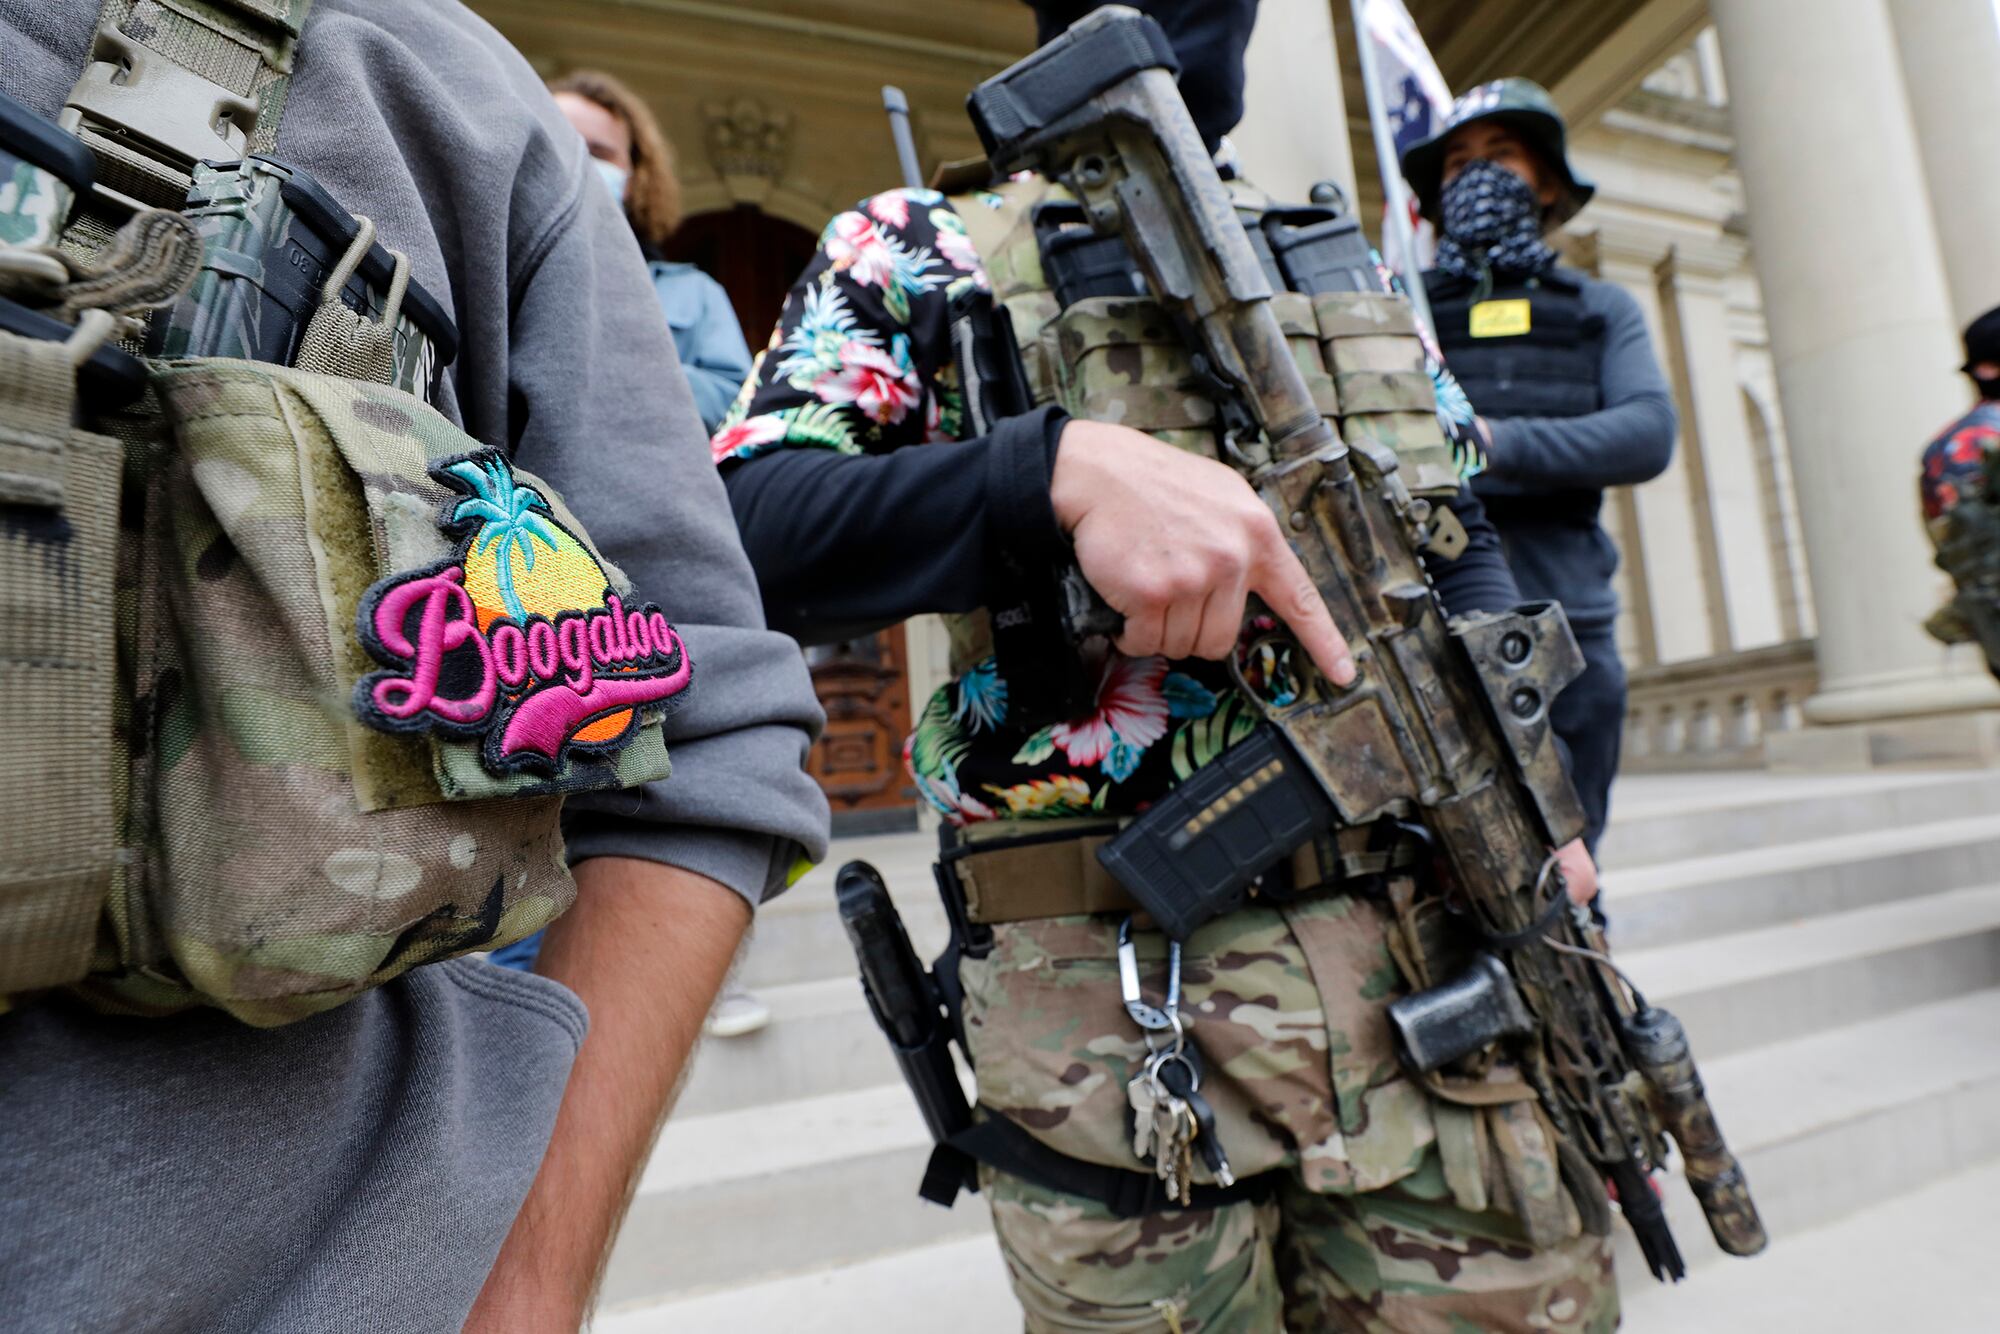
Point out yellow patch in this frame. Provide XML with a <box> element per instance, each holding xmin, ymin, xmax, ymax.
<box><xmin>1469</xmin><ymin>298</ymin><xmax>1532</xmax><ymax>338</ymax></box>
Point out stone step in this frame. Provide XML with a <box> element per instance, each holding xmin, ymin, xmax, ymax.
<box><xmin>680</xmin><ymin>869</ymin><xmax>2000</xmax><ymax>1117</ymax></box>
<box><xmin>1607</xmin><ymin>811</ymin><xmax>2000</xmax><ymax>950</ymax></box>
<box><xmin>1617</xmin><ymin>881</ymin><xmax>2000</xmax><ymax>1059</ymax></box>
<box><xmin>601</xmin><ymin>988</ymin><xmax>2000</xmax><ymax>1322</ymax></box>
<box><xmin>603</xmin><ymin>1083</ymin><xmax>986</xmax><ymax>1311</ymax></box>
<box><xmin>1597</xmin><ymin>768</ymin><xmax>2000</xmax><ymax>869</ymax></box>
<box><xmin>673</xmin><ymin>976</ymin><xmax>892</xmax><ymax>1118</ymax></box>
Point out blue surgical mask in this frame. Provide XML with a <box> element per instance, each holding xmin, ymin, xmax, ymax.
<box><xmin>593</xmin><ymin>157</ymin><xmax>629</xmax><ymax>206</ymax></box>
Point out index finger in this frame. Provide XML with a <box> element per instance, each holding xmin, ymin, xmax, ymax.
<box><xmin>1250</xmin><ymin>533</ymin><xmax>1356</xmax><ymax>687</ymax></box>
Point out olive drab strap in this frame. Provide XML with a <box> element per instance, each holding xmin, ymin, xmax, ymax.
<box><xmin>292</xmin><ymin>211</ymin><xmax>410</xmax><ymax>384</ymax></box>
<box><xmin>62</xmin><ymin>0</ymin><xmax>313</xmax><ymax>216</ymax></box>
<box><xmin>0</xmin><ymin>324</ymin><xmax>124</xmax><ymax>996</ymax></box>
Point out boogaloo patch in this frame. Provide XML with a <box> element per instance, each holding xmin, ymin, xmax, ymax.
<box><xmin>354</xmin><ymin>451</ymin><xmax>692</xmax><ymax>776</ymax></box>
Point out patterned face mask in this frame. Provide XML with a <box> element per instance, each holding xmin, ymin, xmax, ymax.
<box><xmin>1433</xmin><ymin>157</ymin><xmax>1558</xmax><ymax>285</ymax></box>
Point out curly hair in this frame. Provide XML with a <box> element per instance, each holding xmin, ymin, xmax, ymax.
<box><xmin>549</xmin><ymin>68</ymin><xmax>684</xmax><ymax>250</ymax></box>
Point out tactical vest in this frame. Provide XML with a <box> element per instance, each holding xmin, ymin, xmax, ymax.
<box><xmin>1427</xmin><ymin>267</ymin><xmax>1603</xmax><ymax>421</ymax></box>
<box><xmin>943</xmin><ymin>174</ymin><xmax>1462</xmax><ymax>681</ymax></box>
<box><xmin>0</xmin><ymin>0</ymin><xmax>684</xmax><ymax>1025</ymax></box>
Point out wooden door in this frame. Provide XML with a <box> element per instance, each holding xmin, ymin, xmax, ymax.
<box><xmin>662</xmin><ymin>206</ymin><xmax>818</xmax><ymax>354</ymax></box>
<box><xmin>805</xmin><ymin>627</ymin><xmax>917</xmax><ymax>828</ymax></box>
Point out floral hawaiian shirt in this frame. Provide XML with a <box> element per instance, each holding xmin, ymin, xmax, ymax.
<box><xmin>713</xmin><ymin>187</ymin><xmax>1273</xmax><ymax>825</ymax></box>
<box><xmin>1920</xmin><ymin>400</ymin><xmax>2000</xmax><ymax>525</ymax></box>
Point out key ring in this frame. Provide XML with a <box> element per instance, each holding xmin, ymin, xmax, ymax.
<box><xmin>1144</xmin><ymin>1043</ymin><xmax>1202</xmax><ymax>1095</ymax></box>
<box><xmin>1144</xmin><ymin>1010</ymin><xmax>1188</xmax><ymax>1061</ymax></box>
<box><xmin>1117</xmin><ymin>914</ymin><xmax>1182</xmax><ymax>1033</ymax></box>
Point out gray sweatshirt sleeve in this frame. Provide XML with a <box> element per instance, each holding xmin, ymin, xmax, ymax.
<box><xmin>1484</xmin><ymin>278</ymin><xmax>1678</xmax><ymax>490</ymax></box>
<box><xmin>507</xmin><ymin>154</ymin><xmax>829</xmax><ymax>906</ymax></box>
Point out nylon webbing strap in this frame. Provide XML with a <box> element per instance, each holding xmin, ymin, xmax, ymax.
<box><xmin>941</xmin><ymin>1115</ymin><xmax>1276</xmax><ymax>1218</ymax></box>
<box><xmin>949</xmin><ymin>824</ymin><xmax>1368</xmax><ymax>926</ymax></box>
<box><xmin>0</xmin><ymin>332</ymin><xmax>121</xmax><ymax>994</ymax></box>
<box><xmin>62</xmin><ymin>0</ymin><xmax>314</xmax><ymax>213</ymax></box>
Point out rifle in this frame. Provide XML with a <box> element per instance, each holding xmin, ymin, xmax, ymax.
<box><xmin>966</xmin><ymin>6</ymin><xmax>1765</xmax><ymax>1280</ymax></box>
<box><xmin>882</xmin><ymin>86</ymin><xmax>924</xmax><ymax>191</ymax></box>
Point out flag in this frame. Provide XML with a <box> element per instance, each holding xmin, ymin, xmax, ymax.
<box><xmin>1356</xmin><ymin>0</ymin><xmax>1450</xmax><ymax>277</ymax></box>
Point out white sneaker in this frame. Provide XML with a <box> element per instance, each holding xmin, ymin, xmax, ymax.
<box><xmin>705</xmin><ymin>988</ymin><xmax>771</xmax><ymax>1038</ymax></box>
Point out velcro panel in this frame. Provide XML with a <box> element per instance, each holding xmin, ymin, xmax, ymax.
<box><xmin>1311</xmin><ymin>289</ymin><xmax>1419</xmax><ymax>340</ymax></box>
<box><xmin>1333</xmin><ymin>368</ymin><xmax>1437</xmax><ymax>415</ymax></box>
<box><xmin>1053</xmin><ymin>296</ymin><xmax>1218</xmax><ymax>436</ymax></box>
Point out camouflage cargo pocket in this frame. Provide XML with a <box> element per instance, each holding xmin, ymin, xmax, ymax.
<box><xmin>957</xmin><ymin>897</ymin><xmax>1436</xmax><ymax>1197</ymax></box>
<box><xmin>83</xmin><ymin>364</ymin><xmax>686</xmax><ymax>1026</ymax></box>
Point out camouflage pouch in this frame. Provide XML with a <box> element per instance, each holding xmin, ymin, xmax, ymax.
<box><xmin>1382</xmin><ymin>877</ymin><xmax>1585</xmax><ymax>1247</ymax></box>
<box><xmin>82</xmin><ymin>364</ymin><xmax>688</xmax><ymax>1025</ymax></box>
<box><xmin>1049</xmin><ymin>294</ymin><xmax>1334</xmax><ymax>459</ymax></box>
<box><xmin>150</xmin><ymin>158</ymin><xmax>450</xmax><ymax>403</ymax></box>
<box><xmin>1313</xmin><ymin>291</ymin><xmax>1462</xmax><ymax>499</ymax></box>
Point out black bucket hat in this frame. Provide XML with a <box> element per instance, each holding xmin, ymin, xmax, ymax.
<box><xmin>1400</xmin><ymin>77</ymin><xmax>1596</xmax><ymax>228</ymax></box>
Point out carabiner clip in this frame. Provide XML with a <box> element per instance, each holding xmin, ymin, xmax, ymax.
<box><xmin>1117</xmin><ymin>914</ymin><xmax>1182</xmax><ymax>1033</ymax></box>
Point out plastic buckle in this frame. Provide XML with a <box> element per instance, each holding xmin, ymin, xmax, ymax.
<box><xmin>65</xmin><ymin>21</ymin><xmax>257</xmax><ymax>181</ymax></box>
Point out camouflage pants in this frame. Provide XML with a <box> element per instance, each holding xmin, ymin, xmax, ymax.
<box><xmin>981</xmin><ymin>1152</ymin><xmax>1617</xmax><ymax>1333</ymax></box>
<box><xmin>956</xmin><ymin>895</ymin><xmax>1620</xmax><ymax>1333</ymax></box>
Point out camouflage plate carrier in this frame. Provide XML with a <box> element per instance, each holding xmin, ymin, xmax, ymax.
<box><xmin>943</xmin><ymin>171</ymin><xmax>1464</xmax><ymax>676</ymax></box>
<box><xmin>1</xmin><ymin>0</ymin><xmax>686</xmax><ymax>1025</ymax></box>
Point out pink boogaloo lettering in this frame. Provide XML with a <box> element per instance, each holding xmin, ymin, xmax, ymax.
<box><xmin>498</xmin><ymin>625</ymin><xmax>693</xmax><ymax>763</ymax></box>
<box><xmin>369</xmin><ymin>568</ymin><xmax>496</xmax><ymax>724</ymax></box>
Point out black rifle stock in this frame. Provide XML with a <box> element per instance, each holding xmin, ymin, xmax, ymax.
<box><xmin>968</xmin><ymin>5</ymin><xmax>1765</xmax><ymax>1279</ymax></box>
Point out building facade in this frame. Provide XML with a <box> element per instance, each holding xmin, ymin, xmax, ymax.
<box><xmin>467</xmin><ymin>0</ymin><xmax>2000</xmax><ymax>818</ymax></box>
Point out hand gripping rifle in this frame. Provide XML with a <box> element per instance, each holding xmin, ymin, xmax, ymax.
<box><xmin>966</xmin><ymin>6</ymin><xmax>1765</xmax><ymax>1279</ymax></box>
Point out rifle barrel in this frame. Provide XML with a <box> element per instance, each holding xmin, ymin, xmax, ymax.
<box><xmin>882</xmin><ymin>85</ymin><xmax>924</xmax><ymax>191</ymax></box>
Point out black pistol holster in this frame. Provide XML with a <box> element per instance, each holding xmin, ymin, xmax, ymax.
<box><xmin>838</xmin><ymin>854</ymin><xmax>1278</xmax><ymax>1217</ymax></box>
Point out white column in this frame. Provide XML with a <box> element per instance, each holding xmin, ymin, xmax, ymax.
<box><xmin>1660</xmin><ymin>236</ymin><xmax>1786</xmax><ymax>650</ymax></box>
<box><xmin>1231</xmin><ymin>0</ymin><xmax>1357</xmax><ymax>205</ymax></box>
<box><xmin>1885</xmin><ymin>0</ymin><xmax>2000</xmax><ymax>327</ymax></box>
<box><xmin>1598</xmin><ymin>240</ymin><xmax>1718</xmax><ymax>664</ymax></box>
<box><xmin>1711</xmin><ymin>0</ymin><xmax>1999</xmax><ymax>724</ymax></box>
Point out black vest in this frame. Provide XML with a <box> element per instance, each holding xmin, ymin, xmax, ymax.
<box><xmin>1426</xmin><ymin>267</ymin><xmax>1604</xmax><ymax>420</ymax></box>
<box><xmin>1428</xmin><ymin>267</ymin><xmax>1616</xmax><ymax>611</ymax></box>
